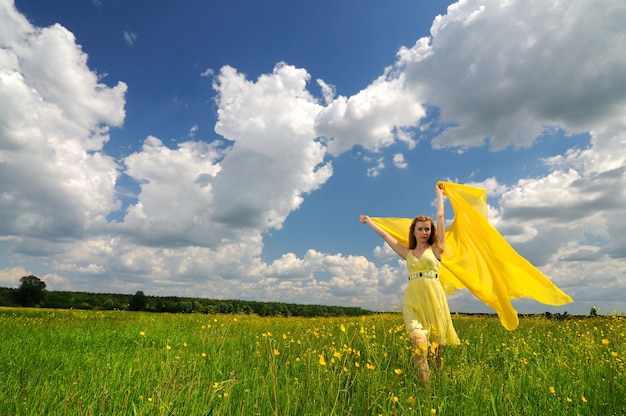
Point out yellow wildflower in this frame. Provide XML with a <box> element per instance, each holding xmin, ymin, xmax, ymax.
<box><xmin>549</xmin><ymin>386</ymin><xmax>555</xmax><ymax>394</ymax></box>
<box><xmin>392</xmin><ymin>396</ymin><xmax>399</xmax><ymax>404</ymax></box>
<box><xmin>430</xmin><ymin>409</ymin><xmax>437</xmax><ymax>415</ymax></box>
<box><xmin>273</xmin><ymin>349</ymin><xmax>280</xmax><ymax>356</ymax></box>
<box><xmin>366</xmin><ymin>363</ymin><xmax>376</xmax><ymax>370</ymax></box>
<box><xmin>319</xmin><ymin>355</ymin><xmax>327</xmax><ymax>366</ymax></box>
<box><xmin>582</xmin><ymin>395</ymin><xmax>587</xmax><ymax>403</ymax></box>
<box><xmin>394</xmin><ymin>368</ymin><xmax>403</xmax><ymax>375</ymax></box>
<box><xmin>601</xmin><ymin>339</ymin><xmax>610</xmax><ymax>345</ymax></box>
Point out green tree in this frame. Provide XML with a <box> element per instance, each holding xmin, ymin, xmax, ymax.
<box><xmin>129</xmin><ymin>290</ymin><xmax>147</xmax><ymax>311</ymax></box>
<box><xmin>0</xmin><ymin>287</ymin><xmax>18</xmax><ymax>307</ymax></box>
<box><xmin>178</xmin><ymin>300</ymin><xmax>193</xmax><ymax>313</ymax></box>
<box><xmin>16</xmin><ymin>275</ymin><xmax>47</xmax><ymax>307</ymax></box>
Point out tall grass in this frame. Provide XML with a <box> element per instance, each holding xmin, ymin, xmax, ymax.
<box><xmin>1</xmin><ymin>307</ymin><xmax>624</xmax><ymax>415</ymax></box>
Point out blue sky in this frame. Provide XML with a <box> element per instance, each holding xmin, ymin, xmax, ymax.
<box><xmin>1</xmin><ymin>0</ymin><xmax>625</xmax><ymax>316</ymax></box>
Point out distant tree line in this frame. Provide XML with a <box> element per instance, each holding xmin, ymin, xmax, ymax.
<box><xmin>0</xmin><ymin>275</ymin><xmax>374</xmax><ymax>317</ymax></box>
<box><xmin>0</xmin><ymin>275</ymin><xmax>595</xmax><ymax>319</ymax></box>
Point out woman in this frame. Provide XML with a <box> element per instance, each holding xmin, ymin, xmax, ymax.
<box><xmin>359</xmin><ymin>183</ymin><xmax>459</xmax><ymax>382</ymax></box>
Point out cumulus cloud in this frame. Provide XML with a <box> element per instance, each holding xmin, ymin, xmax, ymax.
<box><xmin>367</xmin><ymin>157</ymin><xmax>385</xmax><ymax>178</ymax></box>
<box><xmin>315</xmin><ymin>70</ymin><xmax>424</xmax><ymax>156</ymax></box>
<box><xmin>210</xmin><ymin>63</ymin><xmax>333</xmax><ymax>230</ymax></box>
<box><xmin>397</xmin><ymin>0</ymin><xmax>626</xmax><ymax>151</ymax></box>
<box><xmin>118</xmin><ymin>136</ymin><xmax>225</xmax><ymax>247</ymax></box>
<box><xmin>0</xmin><ymin>266</ymin><xmax>30</xmax><ymax>287</ymax></box>
<box><xmin>0</xmin><ymin>1</ymin><xmax>126</xmax><ymax>243</ymax></box>
<box><xmin>392</xmin><ymin>153</ymin><xmax>408</xmax><ymax>169</ymax></box>
<box><xmin>317</xmin><ymin>79</ymin><xmax>336</xmax><ymax>105</ymax></box>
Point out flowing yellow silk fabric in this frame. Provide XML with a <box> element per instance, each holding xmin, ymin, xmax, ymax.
<box><xmin>371</xmin><ymin>181</ymin><xmax>573</xmax><ymax>330</ymax></box>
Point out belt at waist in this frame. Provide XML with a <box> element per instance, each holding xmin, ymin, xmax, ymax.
<box><xmin>408</xmin><ymin>270</ymin><xmax>439</xmax><ymax>280</ymax></box>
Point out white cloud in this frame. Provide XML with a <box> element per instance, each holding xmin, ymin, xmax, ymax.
<box><xmin>317</xmin><ymin>79</ymin><xmax>336</xmax><ymax>105</ymax></box>
<box><xmin>367</xmin><ymin>157</ymin><xmax>385</xmax><ymax>178</ymax></box>
<box><xmin>0</xmin><ymin>266</ymin><xmax>30</xmax><ymax>287</ymax></box>
<box><xmin>188</xmin><ymin>124</ymin><xmax>198</xmax><ymax>138</ymax></box>
<box><xmin>41</xmin><ymin>273</ymin><xmax>71</xmax><ymax>291</ymax></box>
<box><xmin>315</xmin><ymin>70</ymin><xmax>425</xmax><ymax>156</ymax></box>
<box><xmin>119</xmin><ymin>136</ymin><xmax>224</xmax><ymax>247</ymax></box>
<box><xmin>0</xmin><ymin>1</ymin><xmax>126</xmax><ymax>242</ymax></box>
<box><xmin>123</xmin><ymin>31</ymin><xmax>137</xmax><ymax>46</ymax></box>
<box><xmin>210</xmin><ymin>63</ymin><xmax>333</xmax><ymax>230</ymax></box>
<box><xmin>398</xmin><ymin>0</ymin><xmax>626</xmax><ymax>151</ymax></box>
<box><xmin>392</xmin><ymin>153</ymin><xmax>408</xmax><ymax>169</ymax></box>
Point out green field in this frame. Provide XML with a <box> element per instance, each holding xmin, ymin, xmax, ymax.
<box><xmin>1</xmin><ymin>307</ymin><xmax>624</xmax><ymax>415</ymax></box>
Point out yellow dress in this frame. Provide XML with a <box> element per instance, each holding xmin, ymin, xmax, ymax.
<box><xmin>403</xmin><ymin>248</ymin><xmax>460</xmax><ymax>346</ymax></box>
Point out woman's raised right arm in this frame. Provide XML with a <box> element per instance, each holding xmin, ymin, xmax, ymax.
<box><xmin>359</xmin><ymin>215</ymin><xmax>409</xmax><ymax>259</ymax></box>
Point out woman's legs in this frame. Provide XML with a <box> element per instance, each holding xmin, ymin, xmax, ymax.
<box><xmin>435</xmin><ymin>344</ymin><xmax>444</xmax><ymax>370</ymax></box>
<box><xmin>410</xmin><ymin>330</ymin><xmax>429</xmax><ymax>382</ymax></box>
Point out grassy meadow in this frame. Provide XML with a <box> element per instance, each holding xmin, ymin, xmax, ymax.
<box><xmin>1</xmin><ymin>307</ymin><xmax>624</xmax><ymax>415</ymax></box>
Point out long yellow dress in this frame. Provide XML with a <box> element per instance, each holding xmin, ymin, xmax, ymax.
<box><xmin>404</xmin><ymin>248</ymin><xmax>460</xmax><ymax>346</ymax></box>
<box><xmin>371</xmin><ymin>181</ymin><xmax>573</xmax><ymax>331</ymax></box>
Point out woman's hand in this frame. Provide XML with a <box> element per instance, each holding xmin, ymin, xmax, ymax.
<box><xmin>359</xmin><ymin>214</ymin><xmax>369</xmax><ymax>223</ymax></box>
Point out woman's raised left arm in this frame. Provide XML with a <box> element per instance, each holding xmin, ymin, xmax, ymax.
<box><xmin>435</xmin><ymin>183</ymin><xmax>446</xmax><ymax>253</ymax></box>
